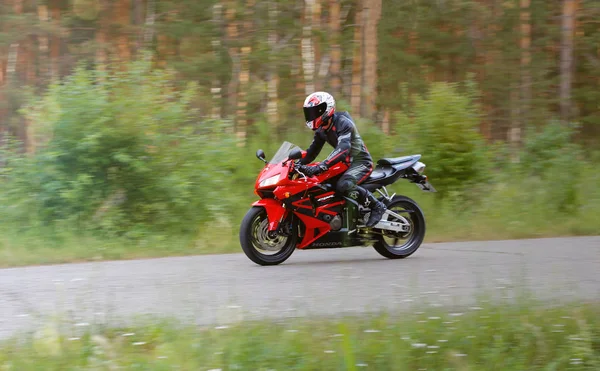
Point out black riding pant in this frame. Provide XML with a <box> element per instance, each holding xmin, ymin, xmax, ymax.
<box><xmin>335</xmin><ymin>161</ymin><xmax>375</xmax><ymax>205</ymax></box>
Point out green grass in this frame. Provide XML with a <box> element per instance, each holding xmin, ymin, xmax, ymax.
<box><xmin>2</xmin><ymin>301</ymin><xmax>599</xmax><ymax>370</ymax></box>
<box><xmin>0</xmin><ymin>217</ymin><xmax>240</xmax><ymax>267</ymax></box>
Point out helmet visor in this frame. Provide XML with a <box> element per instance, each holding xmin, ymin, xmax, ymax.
<box><xmin>303</xmin><ymin>102</ymin><xmax>327</xmax><ymax>123</ymax></box>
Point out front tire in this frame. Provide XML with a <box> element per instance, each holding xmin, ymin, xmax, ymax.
<box><xmin>372</xmin><ymin>195</ymin><xmax>425</xmax><ymax>259</ymax></box>
<box><xmin>240</xmin><ymin>206</ymin><xmax>297</xmax><ymax>266</ymax></box>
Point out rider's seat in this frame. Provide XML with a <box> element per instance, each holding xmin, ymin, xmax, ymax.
<box><xmin>364</xmin><ymin>167</ymin><xmax>394</xmax><ymax>182</ymax></box>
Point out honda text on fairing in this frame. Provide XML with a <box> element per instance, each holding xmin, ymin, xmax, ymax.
<box><xmin>239</xmin><ymin>142</ymin><xmax>437</xmax><ymax>266</ymax></box>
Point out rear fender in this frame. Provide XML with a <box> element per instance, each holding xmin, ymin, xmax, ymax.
<box><xmin>252</xmin><ymin>199</ymin><xmax>287</xmax><ymax>231</ymax></box>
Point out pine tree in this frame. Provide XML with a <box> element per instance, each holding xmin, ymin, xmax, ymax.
<box><xmin>560</xmin><ymin>0</ymin><xmax>577</xmax><ymax>123</ymax></box>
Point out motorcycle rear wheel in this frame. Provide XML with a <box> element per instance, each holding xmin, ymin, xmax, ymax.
<box><xmin>240</xmin><ymin>206</ymin><xmax>297</xmax><ymax>266</ymax></box>
<box><xmin>372</xmin><ymin>195</ymin><xmax>425</xmax><ymax>259</ymax></box>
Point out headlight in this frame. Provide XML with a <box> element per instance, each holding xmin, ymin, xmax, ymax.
<box><xmin>259</xmin><ymin>174</ymin><xmax>280</xmax><ymax>188</ymax></box>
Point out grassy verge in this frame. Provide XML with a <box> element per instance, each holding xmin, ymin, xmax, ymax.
<box><xmin>1</xmin><ymin>198</ymin><xmax>599</xmax><ymax>268</ymax></box>
<box><xmin>2</xmin><ymin>301</ymin><xmax>599</xmax><ymax>370</ymax></box>
<box><xmin>2</xmin><ymin>221</ymin><xmax>598</xmax><ymax>268</ymax></box>
<box><xmin>1</xmin><ymin>162</ymin><xmax>599</xmax><ymax>268</ymax></box>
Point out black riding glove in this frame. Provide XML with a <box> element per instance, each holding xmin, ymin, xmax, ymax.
<box><xmin>297</xmin><ymin>163</ymin><xmax>327</xmax><ymax>177</ymax></box>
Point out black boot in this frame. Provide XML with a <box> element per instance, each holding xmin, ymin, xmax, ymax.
<box><xmin>365</xmin><ymin>192</ymin><xmax>387</xmax><ymax>227</ymax></box>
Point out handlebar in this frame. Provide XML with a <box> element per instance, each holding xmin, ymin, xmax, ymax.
<box><xmin>291</xmin><ymin>161</ymin><xmax>308</xmax><ymax>181</ymax></box>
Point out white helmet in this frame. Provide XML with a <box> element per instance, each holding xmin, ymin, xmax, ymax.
<box><xmin>303</xmin><ymin>91</ymin><xmax>336</xmax><ymax>130</ymax></box>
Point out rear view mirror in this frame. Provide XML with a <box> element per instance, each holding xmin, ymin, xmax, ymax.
<box><xmin>288</xmin><ymin>148</ymin><xmax>302</xmax><ymax>160</ymax></box>
<box><xmin>256</xmin><ymin>149</ymin><xmax>267</xmax><ymax>163</ymax></box>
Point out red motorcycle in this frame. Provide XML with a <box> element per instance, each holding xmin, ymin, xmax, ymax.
<box><xmin>240</xmin><ymin>141</ymin><xmax>436</xmax><ymax>265</ymax></box>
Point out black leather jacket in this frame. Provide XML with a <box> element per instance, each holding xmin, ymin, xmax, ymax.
<box><xmin>299</xmin><ymin>111</ymin><xmax>373</xmax><ymax>167</ymax></box>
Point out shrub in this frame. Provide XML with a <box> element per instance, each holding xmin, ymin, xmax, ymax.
<box><xmin>4</xmin><ymin>60</ymin><xmax>239</xmax><ymax>236</ymax></box>
<box><xmin>398</xmin><ymin>82</ymin><xmax>490</xmax><ymax>200</ymax></box>
<box><xmin>520</xmin><ymin>121</ymin><xmax>583</xmax><ymax>212</ymax></box>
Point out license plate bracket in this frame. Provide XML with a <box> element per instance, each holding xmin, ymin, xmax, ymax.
<box><xmin>416</xmin><ymin>180</ymin><xmax>436</xmax><ymax>192</ymax></box>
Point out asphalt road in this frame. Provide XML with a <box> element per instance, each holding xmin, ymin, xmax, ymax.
<box><xmin>1</xmin><ymin>236</ymin><xmax>599</xmax><ymax>340</ymax></box>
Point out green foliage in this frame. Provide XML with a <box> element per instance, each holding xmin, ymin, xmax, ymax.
<box><xmin>520</xmin><ymin>121</ymin><xmax>583</xmax><ymax>212</ymax></box>
<box><xmin>522</xmin><ymin>121</ymin><xmax>580</xmax><ymax>175</ymax></box>
<box><xmin>3</xmin><ymin>60</ymin><xmax>241</xmax><ymax>236</ymax></box>
<box><xmin>399</xmin><ymin>82</ymin><xmax>490</xmax><ymax>200</ymax></box>
<box><xmin>2</xmin><ymin>301</ymin><xmax>599</xmax><ymax>370</ymax></box>
<box><xmin>1</xmin><ymin>61</ymin><xmax>599</xmax><ymax>263</ymax></box>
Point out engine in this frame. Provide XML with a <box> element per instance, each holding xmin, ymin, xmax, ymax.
<box><xmin>321</xmin><ymin>214</ymin><xmax>343</xmax><ymax>231</ymax></box>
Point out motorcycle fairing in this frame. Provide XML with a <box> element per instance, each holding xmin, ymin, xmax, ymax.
<box><xmin>273</xmin><ymin>183</ymin><xmax>310</xmax><ymax>200</ymax></box>
<box><xmin>288</xmin><ymin>188</ymin><xmax>349</xmax><ymax>249</ymax></box>
<box><xmin>295</xmin><ymin>212</ymin><xmax>332</xmax><ymax>248</ymax></box>
<box><xmin>303</xmin><ymin>197</ymin><xmax>363</xmax><ymax>249</ymax></box>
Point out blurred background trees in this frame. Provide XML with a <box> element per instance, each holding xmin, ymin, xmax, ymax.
<box><xmin>0</xmin><ymin>0</ymin><xmax>599</xmax><ymax>241</ymax></box>
<box><xmin>1</xmin><ymin>0</ymin><xmax>599</xmax><ymax>149</ymax></box>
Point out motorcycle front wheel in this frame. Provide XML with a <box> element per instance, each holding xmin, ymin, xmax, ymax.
<box><xmin>240</xmin><ymin>206</ymin><xmax>297</xmax><ymax>266</ymax></box>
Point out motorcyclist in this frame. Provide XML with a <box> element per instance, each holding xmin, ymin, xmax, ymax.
<box><xmin>296</xmin><ymin>91</ymin><xmax>387</xmax><ymax>227</ymax></box>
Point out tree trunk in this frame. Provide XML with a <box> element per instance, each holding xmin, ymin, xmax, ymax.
<box><xmin>115</xmin><ymin>0</ymin><xmax>131</xmax><ymax>64</ymax></box>
<box><xmin>351</xmin><ymin>0</ymin><xmax>364</xmax><ymax>116</ymax></box>
<box><xmin>25</xmin><ymin>35</ymin><xmax>36</xmax><ymax>155</ymax></box>
<box><xmin>0</xmin><ymin>52</ymin><xmax>6</xmax><ymax>132</ymax></box>
<box><xmin>225</xmin><ymin>3</ymin><xmax>239</xmax><ymax>120</ymax></box>
<box><xmin>50</xmin><ymin>0</ymin><xmax>61</xmax><ymax>80</ymax></box>
<box><xmin>489</xmin><ymin>0</ymin><xmax>506</xmax><ymax>140</ymax></box>
<box><xmin>6</xmin><ymin>44</ymin><xmax>18</xmax><ymax>83</ymax></box>
<box><xmin>236</xmin><ymin>46</ymin><xmax>251</xmax><ymax>143</ymax></box>
<box><xmin>560</xmin><ymin>0</ymin><xmax>577</xmax><ymax>123</ymax></box>
<box><xmin>0</xmin><ymin>5</ymin><xmax>10</xmax><ymax>131</ymax></box>
<box><xmin>381</xmin><ymin>109</ymin><xmax>390</xmax><ymax>135</ymax></box>
<box><xmin>133</xmin><ymin>0</ymin><xmax>144</xmax><ymax>56</ymax></box>
<box><xmin>473</xmin><ymin>0</ymin><xmax>492</xmax><ymax>140</ymax></box>
<box><xmin>236</xmin><ymin>0</ymin><xmax>255</xmax><ymax>144</ymax></box>
<box><xmin>96</xmin><ymin>0</ymin><xmax>109</xmax><ymax>75</ymax></box>
<box><xmin>11</xmin><ymin>0</ymin><xmax>34</xmax><ymax>154</ymax></box>
<box><xmin>156</xmin><ymin>6</ymin><xmax>177</xmax><ymax>69</ymax></box>
<box><xmin>266</xmin><ymin>1</ymin><xmax>279</xmax><ymax>126</ymax></box>
<box><xmin>328</xmin><ymin>0</ymin><xmax>342</xmax><ymax>96</ymax></box>
<box><xmin>509</xmin><ymin>82</ymin><xmax>520</xmax><ymax>162</ymax></box>
<box><xmin>211</xmin><ymin>3</ymin><xmax>223</xmax><ymax>120</ymax></box>
<box><xmin>0</xmin><ymin>52</ymin><xmax>5</xmax><ymax>87</ymax></box>
<box><xmin>0</xmin><ymin>45</ymin><xmax>10</xmax><ymax>138</ymax></box>
<box><xmin>25</xmin><ymin>33</ymin><xmax>36</xmax><ymax>85</ymax></box>
<box><xmin>12</xmin><ymin>0</ymin><xmax>24</xmax><ymax>82</ymax></box>
<box><xmin>143</xmin><ymin>0</ymin><xmax>155</xmax><ymax>59</ymax></box>
<box><xmin>362</xmin><ymin>0</ymin><xmax>381</xmax><ymax>120</ymax></box>
<box><xmin>37</xmin><ymin>5</ymin><xmax>50</xmax><ymax>85</ymax></box>
<box><xmin>520</xmin><ymin>0</ymin><xmax>531</xmax><ymax>129</ymax></box>
<box><xmin>301</xmin><ymin>0</ymin><xmax>316</xmax><ymax>95</ymax></box>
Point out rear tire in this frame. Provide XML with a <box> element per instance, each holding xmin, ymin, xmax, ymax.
<box><xmin>240</xmin><ymin>206</ymin><xmax>297</xmax><ymax>266</ymax></box>
<box><xmin>372</xmin><ymin>195</ymin><xmax>425</xmax><ymax>259</ymax></box>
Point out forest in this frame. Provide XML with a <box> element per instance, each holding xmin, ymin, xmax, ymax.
<box><xmin>0</xmin><ymin>0</ymin><xmax>599</xmax><ymax>263</ymax></box>
<box><xmin>1</xmin><ymin>0</ymin><xmax>599</xmax><ymax>146</ymax></box>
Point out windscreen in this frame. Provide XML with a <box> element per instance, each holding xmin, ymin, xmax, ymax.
<box><xmin>268</xmin><ymin>141</ymin><xmax>301</xmax><ymax>164</ymax></box>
